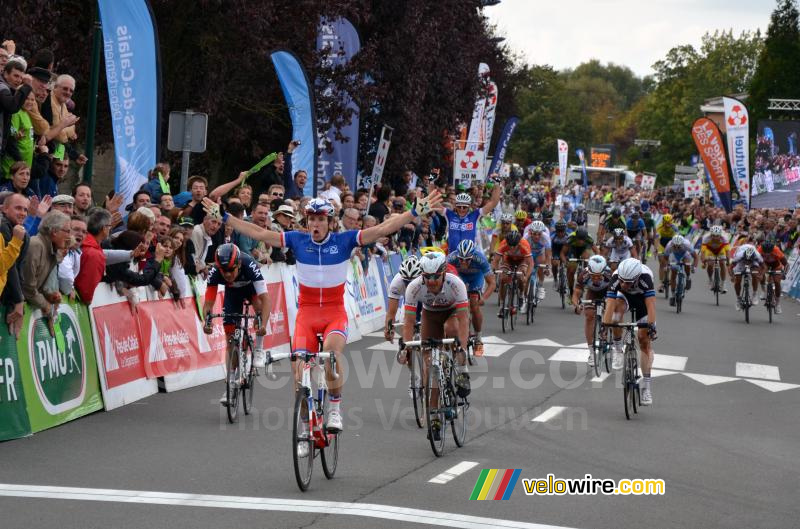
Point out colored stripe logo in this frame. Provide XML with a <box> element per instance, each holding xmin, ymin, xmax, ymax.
<box><xmin>469</xmin><ymin>469</ymin><xmax>521</xmax><ymax>500</ymax></box>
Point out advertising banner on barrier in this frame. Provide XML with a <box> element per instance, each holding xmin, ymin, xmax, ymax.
<box><xmin>0</xmin><ymin>306</ymin><xmax>31</xmax><ymax>441</ymax></box>
<box><xmin>17</xmin><ymin>298</ymin><xmax>103</xmax><ymax>433</ymax></box>
<box><xmin>347</xmin><ymin>257</ymin><xmax>386</xmax><ymax>334</ymax></box>
<box><xmin>281</xmin><ymin>264</ymin><xmax>300</xmax><ymax>338</ymax></box>
<box><xmin>89</xmin><ymin>284</ymin><xmax>157</xmax><ymax>410</ymax></box>
<box><xmin>263</xmin><ymin>279</ymin><xmax>291</xmax><ymax>350</ymax></box>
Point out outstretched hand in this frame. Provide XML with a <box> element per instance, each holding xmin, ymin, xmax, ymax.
<box><xmin>415</xmin><ymin>188</ymin><xmax>442</xmax><ymax>216</ymax></box>
<box><xmin>202</xmin><ymin>197</ymin><xmax>222</xmax><ymax>220</ymax></box>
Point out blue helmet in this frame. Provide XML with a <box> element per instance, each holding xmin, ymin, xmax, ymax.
<box><xmin>456</xmin><ymin>239</ymin><xmax>476</xmax><ymax>259</ymax></box>
<box><xmin>305</xmin><ymin>197</ymin><xmax>334</xmax><ymax>217</ymax></box>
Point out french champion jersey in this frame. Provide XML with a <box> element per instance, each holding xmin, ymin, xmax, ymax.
<box><xmin>445</xmin><ymin>209</ymin><xmax>481</xmax><ymax>250</ymax></box>
<box><xmin>282</xmin><ymin>229</ymin><xmax>363</xmax><ymax>305</ymax></box>
<box><xmin>404</xmin><ymin>273</ymin><xmax>469</xmax><ymax>312</ymax></box>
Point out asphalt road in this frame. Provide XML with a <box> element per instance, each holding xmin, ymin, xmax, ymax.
<box><xmin>2</xmin><ymin>237</ymin><xmax>799</xmax><ymax>528</ymax></box>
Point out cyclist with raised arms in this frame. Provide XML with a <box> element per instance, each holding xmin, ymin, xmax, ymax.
<box><xmin>401</xmin><ymin>252</ymin><xmax>470</xmax><ymax>442</ymax></box>
<box><xmin>443</xmin><ymin>180</ymin><xmax>501</xmax><ymax>252</ymax></box>
<box><xmin>204</xmin><ymin>190</ymin><xmax>442</xmax><ymax>434</ymax></box>
<box><xmin>203</xmin><ymin>243</ymin><xmax>270</xmax><ymax>406</ymax></box>
<box><xmin>603</xmin><ymin>258</ymin><xmax>658</xmax><ymax>406</ymax></box>
<box><xmin>572</xmin><ymin>255</ymin><xmax>613</xmax><ymax>366</ymax></box>
<box><xmin>447</xmin><ymin>239</ymin><xmax>496</xmax><ymax>356</ymax></box>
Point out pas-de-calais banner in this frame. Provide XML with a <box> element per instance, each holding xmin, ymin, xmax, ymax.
<box><xmin>466</xmin><ymin>63</ymin><xmax>490</xmax><ymax>152</ymax></box>
<box><xmin>98</xmin><ymin>0</ymin><xmax>160</xmax><ymax>210</ymax></box>
<box><xmin>557</xmin><ymin>139</ymin><xmax>569</xmax><ymax>187</ymax></box>
<box><xmin>691</xmin><ymin>118</ymin><xmax>732</xmax><ymax>212</ymax></box>
<box><xmin>722</xmin><ymin>97</ymin><xmax>751</xmax><ymax>207</ymax></box>
<box><xmin>271</xmin><ymin>50</ymin><xmax>318</xmax><ymax>197</ymax></box>
<box><xmin>316</xmin><ymin>17</ymin><xmax>361</xmax><ymax>193</ymax></box>
<box><xmin>487</xmin><ymin>117</ymin><xmax>519</xmax><ymax>176</ymax></box>
<box><xmin>575</xmin><ymin>148</ymin><xmax>588</xmax><ymax>188</ymax></box>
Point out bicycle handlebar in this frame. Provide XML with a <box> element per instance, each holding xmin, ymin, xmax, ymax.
<box><xmin>401</xmin><ymin>337</ymin><xmax>456</xmax><ymax>348</ymax></box>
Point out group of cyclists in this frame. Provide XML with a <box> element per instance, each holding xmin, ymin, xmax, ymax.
<box><xmin>197</xmin><ymin>176</ymin><xmax>794</xmax><ymax>455</ymax></box>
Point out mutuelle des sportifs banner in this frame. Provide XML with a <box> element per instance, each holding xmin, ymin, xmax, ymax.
<box><xmin>98</xmin><ymin>0</ymin><xmax>160</xmax><ymax>208</ymax></box>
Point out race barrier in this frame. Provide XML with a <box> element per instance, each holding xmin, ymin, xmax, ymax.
<box><xmin>0</xmin><ymin>254</ymin><xmax>390</xmax><ymax>441</ymax></box>
<box><xmin>784</xmin><ymin>248</ymin><xmax>800</xmax><ymax>301</ymax></box>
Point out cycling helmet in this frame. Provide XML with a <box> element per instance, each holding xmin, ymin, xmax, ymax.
<box><xmin>420</xmin><ymin>251</ymin><xmax>447</xmax><ymax>275</ymax></box>
<box><xmin>305</xmin><ymin>197</ymin><xmax>334</xmax><ymax>217</ymax></box>
<box><xmin>555</xmin><ymin>220</ymin><xmax>567</xmax><ymax>231</ymax></box>
<box><xmin>505</xmin><ymin>230</ymin><xmax>522</xmax><ymax>247</ymax></box>
<box><xmin>530</xmin><ymin>212</ymin><xmax>542</xmax><ymax>221</ymax></box>
<box><xmin>643</xmin><ymin>211</ymin><xmax>652</xmax><ymax>219</ymax></box>
<box><xmin>567</xmin><ymin>220</ymin><xmax>578</xmax><ymax>230</ymax></box>
<box><xmin>576</xmin><ymin>227</ymin><xmax>589</xmax><ymax>239</ymax></box>
<box><xmin>671</xmin><ymin>235</ymin><xmax>684</xmax><ymax>248</ymax></box>
<box><xmin>577</xmin><ymin>203</ymin><xmax>586</xmax><ymax>210</ymax></box>
<box><xmin>587</xmin><ymin>255</ymin><xmax>607</xmax><ymax>274</ymax></box>
<box><xmin>744</xmin><ymin>245</ymin><xmax>756</xmax><ymax>259</ymax></box>
<box><xmin>514</xmin><ymin>210</ymin><xmax>528</xmax><ymax>220</ymax></box>
<box><xmin>399</xmin><ymin>256</ymin><xmax>422</xmax><ymax>281</ymax></box>
<box><xmin>215</xmin><ymin>243</ymin><xmax>241</xmax><ymax>272</ymax></box>
<box><xmin>709</xmin><ymin>225</ymin><xmax>723</xmax><ymax>236</ymax></box>
<box><xmin>631</xmin><ymin>211</ymin><xmax>640</xmax><ymax>219</ymax></box>
<box><xmin>613</xmin><ymin>228</ymin><xmax>625</xmax><ymax>238</ymax></box>
<box><xmin>455</xmin><ymin>193</ymin><xmax>472</xmax><ymax>206</ymax></box>
<box><xmin>662</xmin><ymin>213</ymin><xmax>673</xmax><ymax>224</ymax></box>
<box><xmin>500</xmin><ymin>213</ymin><xmax>513</xmax><ymax>223</ymax></box>
<box><xmin>617</xmin><ymin>258</ymin><xmax>643</xmax><ymax>282</ymax></box>
<box><xmin>530</xmin><ymin>221</ymin><xmax>547</xmax><ymax>233</ymax></box>
<box><xmin>761</xmin><ymin>240</ymin><xmax>775</xmax><ymax>254</ymax></box>
<box><xmin>456</xmin><ymin>239</ymin><xmax>476</xmax><ymax>259</ymax></box>
<box><xmin>542</xmin><ymin>210</ymin><xmax>554</xmax><ymax>220</ymax></box>
<box><xmin>611</xmin><ymin>207</ymin><xmax>621</xmax><ymax>218</ymax></box>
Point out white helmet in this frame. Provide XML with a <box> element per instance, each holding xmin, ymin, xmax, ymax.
<box><xmin>710</xmin><ymin>226</ymin><xmax>723</xmax><ymax>236</ymax></box>
<box><xmin>399</xmin><ymin>256</ymin><xmax>421</xmax><ymax>281</ymax></box>
<box><xmin>743</xmin><ymin>245</ymin><xmax>756</xmax><ymax>259</ymax></box>
<box><xmin>500</xmin><ymin>213</ymin><xmax>513</xmax><ymax>223</ymax></box>
<box><xmin>617</xmin><ymin>258</ymin><xmax>643</xmax><ymax>282</ymax></box>
<box><xmin>455</xmin><ymin>193</ymin><xmax>472</xmax><ymax>205</ymax></box>
<box><xmin>530</xmin><ymin>221</ymin><xmax>547</xmax><ymax>233</ymax></box>
<box><xmin>671</xmin><ymin>235</ymin><xmax>685</xmax><ymax>248</ymax></box>
<box><xmin>587</xmin><ymin>255</ymin><xmax>607</xmax><ymax>274</ymax></box>
<box><xmin>420</xmin><ymin>251</ymin><xmax>447</xmax><ymax>275</ymax></box>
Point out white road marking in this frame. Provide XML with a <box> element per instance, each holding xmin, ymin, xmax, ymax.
<box><xmin>367</xmin><ymin>342</ymin><xmax>398</xmax><ymax>351</ymax></box>
<box><xmin>532</xmin><ymin>406</ymin><xmax>568</xmax><ymax>423</ymax></box>
<box><xmin>482</xmin><ymin>344</ymin><xmax>514</xmax><ymax>357</ymax></box>
<box><xmin>590</xmin><ymin>372</ymin><xmax>610</xmax><ymax>383</ymax></box>
<box><xmin>428</xmin><ymin>461</ymin><xmax>479</xmax><ymax>484</ymax></box>
<box><xmin>515</xmin><ymin>338</ymin><xmax>563</xmax><ymax>347</ymax></box>
<box><xmin>652</xmin><ymin>355</ymin><xmax>688</xmax><ymax>371</ymax></box>
<box><xmin>0</xmin><ymin>484</ymin><xmax>578</xmax><ymax>529</ymax></box>
<box><xmin>736</xmin><ymin>362</ymin><xmax>780</xmax><ymax>381</ymax></box>
<box><xmin>649</xmin><ymin>369</ymin><xmax>678</xmax><ymax>378</ymax></box>
<box><xmin>548</xmin><ymin>348</ymin><xmax>590</xmax><ymax>362</ymax></box>
<box><xmin>743</xmin><ymin>379</ymin><xmax>800</xmax><ymax>393</ymax></box>
<box><xmin>565</xmin><ymin>343</ymin><xmax>590</xmax><ymax>349</ymax></box>
<box><xmin>481</xmin><ymin>335</ymin><xmax>509</xmax><ymax>344</ymax></box>
<box><xmin>682</xmin><ymin>373</ymin><xmax>739</xmax><ymax>385</ymax></box>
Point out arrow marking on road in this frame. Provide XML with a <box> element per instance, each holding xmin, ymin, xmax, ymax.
<box><xmin>532</xmin><ymin>406</ymin><xmax>568</xmax><ymax>423</ymax></box>
<box><xmin>652</xmin><ymin>355</ymin><xmax>688</xmax><ymax>371</ymax></box>
<box><xmin>735</xmin><ymin>362</ymin><xmax>780</xmax><ymax>381</ymax></box>
<box><xmin>682</xmin><ymin>373</ymin><xmax>739</xmax><ymax>385</ymax></box>
<box><xmin>515</xmin><ymin>338</ymin><xmax>563</xmax><ymax>347</ymax></box>
<box><xmin>549</xmin><ymin>348</ymin><xmax>590</xmax><ymax>362</ymax></box>
<box><xmin>743</xmin><ymin>379</ymin><xmax>800</xmax><ymax>393</ymax></box>
<box><xmin>429</xmin><ymin>461</ymin><xmax>479</xmax><ymax>484</ymax></box>
<box><xmin>482</xmin><ymin>344</ymin><xmax>514</xmax><ymax>357</ymax></box>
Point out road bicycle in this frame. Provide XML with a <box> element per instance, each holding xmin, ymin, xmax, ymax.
<box><xmin>499</xmin><ymin>267</ymin><xmax>521</xmax><ymax>332</ymax></box>
<box><xmin>205</xmin><ymin>308</ymin><xmax>261</xmax><ymax>424</ymax></box>
<box><xmin>392</xmin><ymin>320</ymin><xmax>425</xmax><ymax>428</ymax></box>
<box><xmin>525</xmin><ymin>264</ymin><xmax>550</xmax><ymax>325</ymax></box>
<box><xmin>708</xmin><ymin>256</ymin><xmax>725</xmax><ymax>306</ymax></box>
<box><xmin>264</xmin><ymin>334</ymin><xmax>339</xmax><ymax>491</ymax></box>
<box><xmin>403</xmin><ymin>337</ymin><xmax>468</xmax><ymax>457</ymax></box>
<box><xmin>581</xmin><ymin>299</ymin><xmax>610</xmax><ymax>377</ymax></box>
<box><xmin>764</xmin><ymin>269</ymin><xmax>782</xmax><ymax>323</ymax></box>
<box><xmin>740</xmin><ymin>265</ymin><xmax>754</xmax><ymax>324</ymax></box>
<box><xmin>607</xmin><ymin>322</ymin><xmax>644</xmax><ymax>420</ymax></box>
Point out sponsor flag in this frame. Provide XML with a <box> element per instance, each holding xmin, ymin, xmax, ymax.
<box><xmin>722</xmin><ymin>97</ymin><xmax>751</xmax><ymax>207</ymax></box>
<box><xmin>466</xmin><ymin>63</ymin><xmax>490</xmax><ymax>152</ymax></box>
<box><xmin>641</xmin><ymin>174</ymin><xmax>656</xmax><ymax>190</ymax></box>
<box><xmin>683</xmin><ymin>179</ymin><xmax>703</xmax><ymax>198</ymax></box>
<box><xmin>482</xmin><ymin>80</ymin><xmax>498</xmax><ymax>153</ymax></box>
<box><xmin>470</xmin><ymin>469</ymin><xmax>522</xmax><ymax>500</ymax></box>
<box><xmin>271</xmin><ymin>50</ymin><xmax>319</xmax><ymax>197</ymax></box>
<box><xmin>316</xmin><ymin>17</ymin><xmax>361</xmax><ymax>192</ymax></box>
<box><xmin>487</xmin><ymin>117</ymin><xmax>519</xmax><ymax>176</ymax></box>
<box><xmin>557</xmin><ymin>139</ymin><xmax>569</xmax><ymax>187</ymax></box>
<box><xmin>98</xmin><ymin>0</ymin><xmax>161</xmax><ymax>209</ymax></box>
<box><xmin>691</xmin><ymin>118</ymin><xmax>732</xmax><ymax>212</ymax></box>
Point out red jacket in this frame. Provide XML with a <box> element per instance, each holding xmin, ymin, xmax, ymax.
<box><xmin>74</xmin><ymin>234</ymin><xmax>106</xmax><ymax>304</ymax></box>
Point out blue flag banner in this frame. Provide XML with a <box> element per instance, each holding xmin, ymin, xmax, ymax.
<box><xmin>316</xmin><ymin>17</ymin><xmax>361</xmax><ymax>194</ymax></box>
<box><xmin>487</xmin><ymin>117</ymin><xmax>519</xmax><ymax>176</ymax></box>
<box><xmin>575</xmin><ymin>148</ymin><xmax>588</xmax><ymax>189</ymax></box>
<box><xmin>98</xmin><ymin>0</ymin><xmax>160</xmax><ymax>209</ymax></box>
<box><xmin>704</xmin><ymin>167</ymin><xmax>723</xmax><ymax>208</ymax></box>
<box><xmin>271</xmin><ymin>50</ymin><xmax>318</xmax><ymax>197</ymax></box>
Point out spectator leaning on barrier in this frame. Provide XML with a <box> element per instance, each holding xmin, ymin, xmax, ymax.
<box><xmin>188</xmin><ymin>212</ymin><xmax>222</xmax><ymax>278</ymax></box>
<box><xmin>21</xmin><ymin>210</ymin><xmax>70</xmax><ymax>319</ymax></box>
<box><xmin>1</xmin><ymin>192</ymin><xmax>30</xmax><ymax>336</ymax></box>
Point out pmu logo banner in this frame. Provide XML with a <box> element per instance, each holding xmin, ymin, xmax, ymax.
<box><xmin>98</xmin><ymin>0</ymin><xmax>160</xmax><ymax>209</ymax></box>
<box><xmin>17</xmin><ymin>298</ymin><xmax>103</xmax><ymax>433</ymax></box>
<box><xmin>722</xmin><ymin>97</ymin><xmax>751</xmax><ymax>207</ymax></box>
<box><xmin>691</xmin><ymin>118</ymin><xmax>732</xmax><ymax>212</ymax></box>
<box><xmin>316</xmin><ymin>17</ymin><xmax>361</xmax><ymax>192</ymax></box>
<box><xmin>470</xmin><ymin>469</ymin><xmax>522</xmax><ymax>500</ymax></box>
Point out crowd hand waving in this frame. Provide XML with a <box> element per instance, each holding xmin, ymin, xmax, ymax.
<box><xmin>27</xmin><ymin>195</ymin><xmax>39</xmax><ymax>217</ymax></box>
<box><xmin>37</xmin><ymin>195</ymin><xmax>52</xmax><ymax>217</ymax></box>
<box><xmin>202</xmin><ymin>197</ymin><xmax>223</xmax><ymax>220</ymax></box>
<box><xmin>110</xmin><ymin>211</ymin><xmax>123</xmax><ymax>229</ymax></box>
<box><xmin>106</xmin><ymin>192</ymin><xmax>124</xmax><ymax>212</ymax></box>
<box><xmin>414</xmin><ymin>188</ymin><xmax>442</xmax><ymax>216</ymax></box>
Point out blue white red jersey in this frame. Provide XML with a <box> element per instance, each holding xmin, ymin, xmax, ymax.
<box><xmin>282</xmin><ymin>230</ymin><xmax>363</xmax><ymax>306</ymax></box>
<box><xmin>445</xmin><ymin>209</ymin><xmax>481</xmax><ymax>250</ymax></box>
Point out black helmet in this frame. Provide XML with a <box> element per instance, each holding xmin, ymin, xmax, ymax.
<box><xmin>215</xmin><ymin>243</ymin><xmax>241</xmax><ymax>272</ymax></box>
<box><xmin>761</xmin><ymin>240</ymin><xmax>775</xmax><ymax>253</ymax></box>
<box><xmin>542</xmin><ymin>210</ymin><xmax>554</xmax><ymax>220</ymax></box>
<box><xmin>576</xmin><ymin>227</ymin><xmax>589</xmax><ymax>239</ymax></box>
<box><xmin>505</xmin><ymin>230</ymin><xmax>522</xmax><ymax>247</ymax></box>
<box><xmin>555</xmin><ymin>220</ymin><xmax>567</xmax><ymax>231</ymax></box>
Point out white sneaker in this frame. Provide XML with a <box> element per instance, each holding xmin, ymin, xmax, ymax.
<box><xmin>326</xmin><ymin>409</ymin><xmax>343</xmax><ymax>432</ymax></box>
<box><xmin>296</xmin><ymin>442</ymin><xmax>309</xmax><ymax>458</ymax></box>
<box><xmin>254</xmin><ymin>349</ymin><xmax>266</xmax><ymax>368</ymax></box>
<box><xmin>736</xmin><ymin>298</ymin><xmax>743</xmax><ymax>311</ymax></box>
<box><xmin>751</xmin><ymin>296</ymin><xmax>759</xmax><ymax>306</ymax></box>
<box><xmin>537</xmin><ymin>287</ymin><xmax>546</xmax><ymax>300</ymax></box>
<box><xmin>640</xmin><ymin>387</ymin><xmax>653</xmax><ymax>406</ymax></box>
<box><xmin>219</xmin><ymin>392</ymin><xmax>228</xmax><ymax>406</ymax></box>
<box><xmin>612</xmin><ymin>347</ymin><xmax>624</xmax><ymax>370</ymax></box>
<box><xmin>520</xmin><ymin>300</ymin><xmax>528</xmax><ymax>313</ymax></box>
<box><xmin>774</xmin><ymin>303</ymin><xmax>782</xmax><ymax>314</ymax></box>
<box><xmin>587</xmin><ymin>352</ymin><xmax>595</xmax><ymax>367</ymax></box>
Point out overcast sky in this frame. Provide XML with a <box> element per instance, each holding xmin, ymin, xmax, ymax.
<box><xmin>486</xmin><ymin>0</ymin><xmax>776</xmax><ymax>76</ymax></box>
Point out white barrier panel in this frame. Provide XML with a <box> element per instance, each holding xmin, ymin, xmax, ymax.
<box><xmin>89</xmin><ymin>283</ymin><xmax>158</xmax><ymax>411</ymax></box>
<box><xmin>346</xmin><ymin>256</ymin><xmax>387</xmax><ymax>335</ymax></box>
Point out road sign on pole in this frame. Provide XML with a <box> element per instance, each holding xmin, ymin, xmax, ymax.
<box><xmin>168</xmin><ymin>110</ymin><xmax>208</xmax><ymax>192</ymax></box>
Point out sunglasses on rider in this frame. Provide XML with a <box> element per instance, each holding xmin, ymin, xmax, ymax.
<box><xmin>423</xmin><ymin>272</ymin><xmax>443</xmax><ymax>280</ymax></box>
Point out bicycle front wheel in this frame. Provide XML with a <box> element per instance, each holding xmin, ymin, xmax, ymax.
<box><xmin>426</xmin><ymin>363</ymin><xmax>446</xmax><ymax>457</ymax></box>
<box><xmin>321</xmin><ymin>400</ymin><xmax>339</xmax><ymax>479</ymax></box>
<box><xmin>242</xmin><ymin>342</ymin><xmax>255</xmax><ymax>415</ymax></box>
<box><xmin>292</xmin><ymin>389</ymin><xmax>314</xmax><ymax>491</ymax></box>
<box><xmin>767</xmin><ymin>286</ymin><xmax>773</xmax><ymax>324</ymax></box>
<box><xmin>713</xmin><ymin>268</ymin><xmax>720</xmax><ymax>306</ymax></box>
<box><xmin>449</xmin><ymin>363</ymin><xmax>468</xmax><ymax>447</ymax></box>
<box><xmin>509</xmin><ymin>279</ymin><xmax>517</xmax><ymax>331</ymax></box>
<box><xmin>226</xmin><ymin>346</ymin><xmax>240</xmax><ymax>424</ymax></box>
<box><xmin>411</xmin><ymin>349</ymin><xmax>426</xmax><ymax>429</ymax></box>
<box><xmin>559</xmin><ymin>269</ymin><xmax>566</xmax><ymax>309</ymax></box>
<box><xmin>591</xmin><ymin>317</ymin><xmax>601</xmax><ymax>378</ymax></box>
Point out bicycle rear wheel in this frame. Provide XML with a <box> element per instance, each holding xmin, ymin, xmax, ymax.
<box><xmin>411</xmin><ymin>349</ymin><xmax>425</xmax><ymax>428</ymax></box>
<box><xmin>242</xmin><ymin>341</ymin><xmax>255</xmax><ymax>415</ymax></box>
<box><xmin>292</xmin><ymin>389</ymin><xmax>314</xmax><ymax>491</ymax></box>
<box><xmin>713</xmin><ymin>268</ymin><xmax>720</xmax><ymax>306</ymax></box>
<box><xmin>743</xmin><ymin>284</ymin><xmax>750</xmax><ymax>324</ymax></box>
<box><xmin>449</xmin><ymin>362</ymin><xmax>468</xmax><ymax>447</ymax></box>
<box><xmin>509</xmin><ymin>279</ymin><xmax>517</xmax><ymax>331</ymax></box>
<box><xmin>226</xmin><ymin>346</ymin><xmax>240</xmax><ymax>424</ymax></box>
<box><xmin>559</xmin><ymin>268</ymin><xmax>566</xmax><ymax>309</ymax></box>
<box><xmin>500</xmin><ymin>286</ymin><xmax>509</xmax><ymax>333</ymax></box>
<box><xmin>767</xmin><ymin>285</ymin><xmax>773</xmax><ymax>324</ymax></box>
<box><xmin>426</xmin><ymin>363</ymin><xmax>446</xmax><ymax>457</ymax></box>
<box><xmin>321</xmin><ymin>399</ymin><xmax>339</xmax><ymax>479</ymax></box>
<box><xmin>526</xmin><ymin>277</ymin><xmax>537</xmax><ymax>325</ymax></box>
<box><xmin>591</xmin><ymin>316</ymin><xmax>601</xmax><ymax>378</ymax></box>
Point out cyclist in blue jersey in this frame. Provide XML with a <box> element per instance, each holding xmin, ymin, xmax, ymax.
<box><xmin>626</xmin><ymin>211</ymin><xmax>646</xmax><ymax>257</ymax></box>
<box><xmin>443</xmin><ymin>177</ymin><xmax>502</xmax><ymax>252</ymax></box>
<box><xmin>447</xmin><ymin>239</ymin><xmax>496</xmax><ymax>356</ymax></box>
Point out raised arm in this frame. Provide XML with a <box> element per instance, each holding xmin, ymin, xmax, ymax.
<box><xmin>202</xmin><ymin>197</ymin><xmax>283</xmax><ymax>247</ymax></box>
<box><xmin>360</xmin><ymin>190</ymin><xmax>442</xmax><ymax>245</ymax></box>
<box><xmin>480</xmin><ymin>177</ymin><xmax>503</xmax><ymax>216</ymax></box>
<box><xmin>209</xmin><ymin>171</ymin><xmax>247</xmax><ymax>201</ymax></box>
